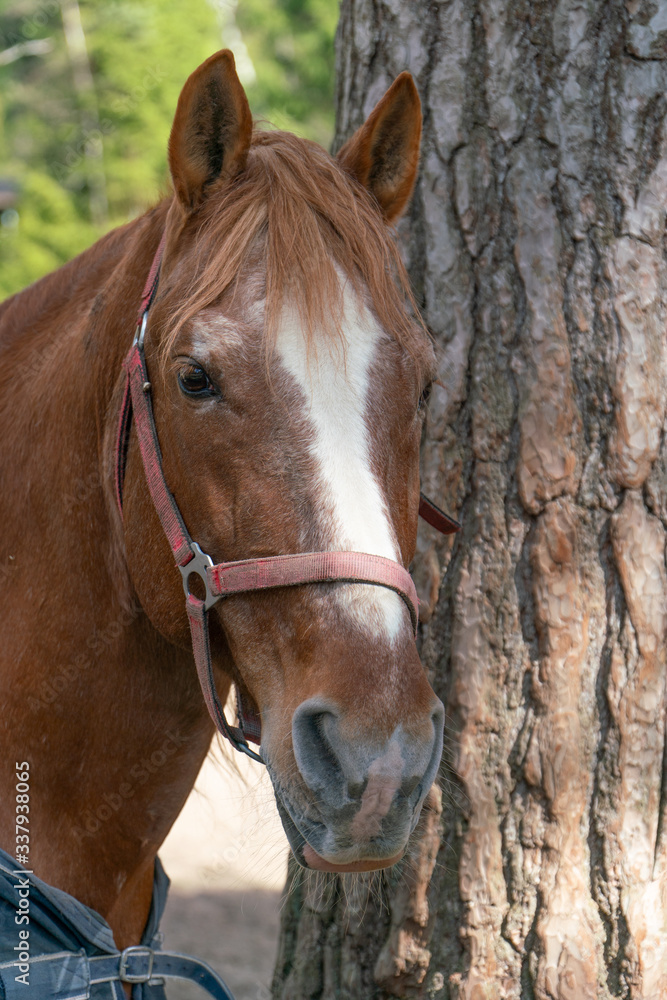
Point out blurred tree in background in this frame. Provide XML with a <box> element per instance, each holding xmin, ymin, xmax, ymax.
<box><xmin>0</xmin><ymin>0</ymin><xmax>336</xmax><ymax>299</ymax></box>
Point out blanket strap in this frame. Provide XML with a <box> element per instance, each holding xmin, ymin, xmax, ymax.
<box><xmin>90</xmin><ymin>946</ymin><xmax>235</xmax><ymax>999</ymax></box>
<box><xmin>0</xmin><ymin>945</ymin><xmax>236</xmax><ymax>999</ymax></box>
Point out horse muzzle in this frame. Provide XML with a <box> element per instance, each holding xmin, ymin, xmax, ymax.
<box><xmin>267</xmin><ymin>696</ymin><xmax>444</xmax><ymax>871</ymax></box>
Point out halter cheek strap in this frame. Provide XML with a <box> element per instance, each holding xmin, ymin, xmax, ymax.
<box><xmin>114</xmin><ymin>238</ymin><xmax>460</xmax><ymax>764</ymax></box>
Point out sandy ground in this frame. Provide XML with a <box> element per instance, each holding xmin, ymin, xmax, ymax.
<box><xmin>158</xmin><ymin>740</ymin><xmax>290</xmax><ymax>1000</ymax></box>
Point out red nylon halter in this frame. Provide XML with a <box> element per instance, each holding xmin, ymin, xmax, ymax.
<box><xmin>114</xmin><ymin>237</ymin><xmax>460</xmax><ymax>763</ymax></box>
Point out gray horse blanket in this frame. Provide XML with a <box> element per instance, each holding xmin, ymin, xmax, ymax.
<box><xmin>0</xmin><ymin>849</ymin><xmax>233</xmax><ymax>1000</ymax></box>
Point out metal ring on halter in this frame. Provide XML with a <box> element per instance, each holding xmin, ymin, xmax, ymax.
<box><xmin>134</xmin><ymin>310</ymin><xmax>149</xmax><ymax>349</ymax></box>
<box><xmin>230</xmin><ymin>737</ymin><xmax>263</xmax><ymax>764</ymax></box>
<box><xmin>179</xmin><ymin>542</ymin><xmax>219</xmax><ymax>612</ymax></box>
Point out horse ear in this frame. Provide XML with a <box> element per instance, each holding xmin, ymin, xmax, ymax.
<box><xmin>168</xmin><ymin>50</ymin><xmax>252</xmax><ymax>211</ymax></box>
<box><xmin>337</xmin><ymin>72</ymin><xmax>421</xmax><ymax>224</ymax></box>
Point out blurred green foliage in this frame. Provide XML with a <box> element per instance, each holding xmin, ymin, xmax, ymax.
<box><xmin>237</xmin><ymin>0</ymin><xmax>338</xmax><ymax>144</ymax></box>
<box><xmin>0</xmin><ymin>0</ymin><xmax>336</xmax><ymax>300</ymax></box>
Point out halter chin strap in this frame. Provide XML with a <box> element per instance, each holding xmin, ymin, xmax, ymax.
<box><xmin>114</xmin><ymin>237</ymin><xmax>460</xmax><ymax>764</ymax></box>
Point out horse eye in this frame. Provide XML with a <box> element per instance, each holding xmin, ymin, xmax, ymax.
<box><xmin>178</xmin><ymin>363</ymin><xmax>215</xmax><ymax>397</ymax></box>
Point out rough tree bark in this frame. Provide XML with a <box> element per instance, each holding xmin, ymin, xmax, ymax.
<box><xmin>272</xmin><ymin>1</ymin><xmax>667</xmax><ymax>998</ymax></box>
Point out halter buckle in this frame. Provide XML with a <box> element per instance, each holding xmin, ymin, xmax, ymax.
<box><xmin>179</xmin><ymin>541</ymin><xmax>219</xmax><ymax>611</ymax></box>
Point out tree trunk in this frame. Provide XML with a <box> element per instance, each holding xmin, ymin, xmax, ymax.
<box><xmin>272</xmin><ymin>1</ymin><xmax>667</xmax><ymax>997</ymax></box>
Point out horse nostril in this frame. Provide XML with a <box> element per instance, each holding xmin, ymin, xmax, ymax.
<box><xmin>291</xmin><ymin>696</ymin><xmax>446</xmax><ymax>822</ymax></box>
<box><xmin>292</xmin><ymin>700</ymin><xmax>344</xmax><ymax>795</ymax></box>
<box><xmin>401</xmin><ymin>771</ymin><xmax>421</xmax><ymax>798</ymax></box>
<box><xmin>417</xmin><ymin>697</ymin><xmax>445</xmax><ymax>796</ymax></box>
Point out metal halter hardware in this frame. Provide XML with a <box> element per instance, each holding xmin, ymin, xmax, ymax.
<box><xmin>179</xmin><ymin>542</ymin><xmax>218</xmax><ymax>611</ymax></box>
<box><xmin>114</xmin><ymin>235</ymin><xmax>460</xmax><ymax>765</ymax></box>
<box><xmin>136</xmin><ymin>308</ymin><xmax>148</xmax><ymax>349</ymax></box>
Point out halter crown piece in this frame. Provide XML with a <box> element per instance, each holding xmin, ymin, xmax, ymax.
<box><xmin>114</xmin><ymin>235</ymin><xmax>461</xmax><ymax>764</ymax></box>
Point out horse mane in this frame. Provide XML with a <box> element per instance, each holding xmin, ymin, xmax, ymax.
<box><xmin>161</xmin><ymin>129</ymin><xmax>427</xmax><ymax>368</ymax></box>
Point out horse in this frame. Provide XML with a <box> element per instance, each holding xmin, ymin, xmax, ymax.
<box><xmin>0</xmin><ymin>49</ymin><xmax>456</xmax><ymax>994</ymax></box>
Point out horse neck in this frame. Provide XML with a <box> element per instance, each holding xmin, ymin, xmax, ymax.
<box><xmin>1</xmin><ymin>204</ymin><xmax>170</xmax><ymax>614</ymax></box>
<box><xmin>0</xmin><ymin>200</ymin><xmax>215</xmax><ymax>944</ymax></box>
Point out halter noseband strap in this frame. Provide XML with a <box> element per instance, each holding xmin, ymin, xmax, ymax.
<box><xmin>114</xmin><ymin>237</ymin><xmax>460</xmax><ymax>764</ymax></box>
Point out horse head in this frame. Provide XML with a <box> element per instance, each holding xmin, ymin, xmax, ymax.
<box><xmin>121</xmin><ymin>51</ymin><xmax>445</xmax><ymax>874</ymax></box>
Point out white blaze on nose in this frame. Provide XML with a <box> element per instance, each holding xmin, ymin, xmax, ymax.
<box><xmin>276</xmin><ymin>283</ymin><xmax>407</xmax><ymax>641</ymax></box>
